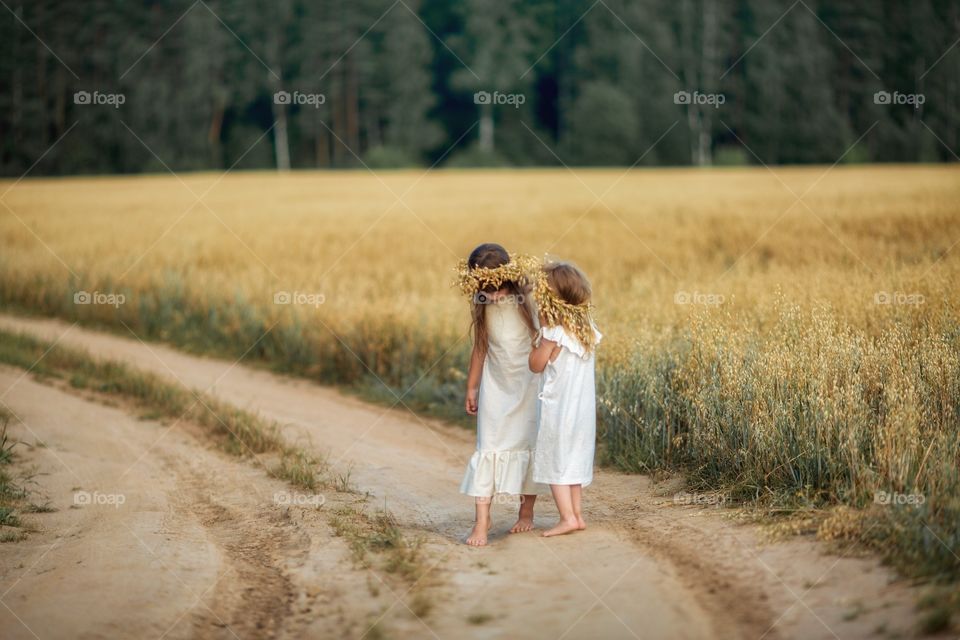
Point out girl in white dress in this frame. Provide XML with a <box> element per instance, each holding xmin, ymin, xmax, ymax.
<box><xmin>456</xmin><ymin>244</ymin><xmax>542</xmax><ymax>546</ymax></box>
<box><xmin>528</xmin><ymin>260</ymin><xmax>601</xmax><ymax>537</ymax></box>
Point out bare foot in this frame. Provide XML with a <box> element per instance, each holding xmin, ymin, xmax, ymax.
<box><xmin>510</xmin><ymin>495</ymin><xmax>537</xmax><ymax>534</ymax></box>
<box><xmin>577</xmin><ymin>516</ymin><xmax>587</xmax><ymax>530</ymax></box>
<box><xmin>466</xmin><ymin>521</ymin><xmax>491</xmax><ymax>546</ymax></box>
<box><xmin>542</xmin><ymin>517</ymin><xmax>580</xmax><ymax>537</ymax></box>
<box><xmin>509</xmin><ymin>516</ymin><xmax>535</xmax><ymax>533</ymax></box>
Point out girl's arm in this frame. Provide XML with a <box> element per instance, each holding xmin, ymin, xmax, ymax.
<box><xmin>465</xmin><ymin>344</ymin><xmax>485</xmax><ymax>415</ymax></box>
<box><xmin>529</xmin><ymin>337</ymin><xmax>559</xmax><ymax>373</ymax></box>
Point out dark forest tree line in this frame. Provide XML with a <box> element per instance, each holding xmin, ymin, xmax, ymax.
<box><xmin>1</xmin><ymin>0</ymin><xmax>958</xmax><ymax>175</ymax></box>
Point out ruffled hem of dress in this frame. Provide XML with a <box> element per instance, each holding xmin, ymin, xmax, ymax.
<box><xmin>460</xmin><ymin>449</ymin><xmax>541</xmax><ymax>497</ymax></box>
<box><xmin>539</xmin><ymin>325</ymin><xmax>602</xmax><ymax>358</ymax></box>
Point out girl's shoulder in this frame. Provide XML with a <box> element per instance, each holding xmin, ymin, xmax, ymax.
<box><xmin>540</xmin><ymin>324</ymin><xmax>602</xmax><ymax>358</ymax></box>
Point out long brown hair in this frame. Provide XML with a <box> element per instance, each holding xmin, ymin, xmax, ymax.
<box><xmin>467</xmin><ymin>243</ymin><xmax>537</xmax><ymax>353</ymax></box>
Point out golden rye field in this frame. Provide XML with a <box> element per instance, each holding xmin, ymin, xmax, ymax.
<box><xmin>1</xmin><ymin>166</ymin><xmax>959</xmax><ymax>576</ymax></box>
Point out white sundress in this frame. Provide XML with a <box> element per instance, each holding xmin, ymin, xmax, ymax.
<box><xmin>460</xmin><ymin>299</ymin><xmax>542</xmax><ymax>497</ymax></box>
<box><xmin>533</xmin><ymin>324</ymin><xmax>602</xmax><ymax>487</ymax></box>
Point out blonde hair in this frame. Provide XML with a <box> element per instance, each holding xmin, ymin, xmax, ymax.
<box><xmin>544</xmin><ymin>262</ymin><xmax>591</xmax><ymax>306</ymax></box>
<box><xmin>538</xmin><ymin>260</ymin><xmax>597</xmax><ymax>352</ymax></box>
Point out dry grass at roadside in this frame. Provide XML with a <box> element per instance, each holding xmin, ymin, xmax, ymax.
<box><xmin>0</xmin><ymin>329</ymin><xmax>433</xmax><ymax>596</ymax></box>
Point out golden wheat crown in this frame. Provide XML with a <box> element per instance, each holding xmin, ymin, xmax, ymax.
<box><xmin>454</xmin><ymin>253</ymin><xmax>598</xmax><ymax>350</ymax></box>
<box><xmin>532</xmin><ymin>260</ymin><xmax>598</xmax><ymax>352</ymax></box>
<box><xmin>454</xmin><ymin>254</ymin><xmax>539</xmax><ymax>297</ymax></box>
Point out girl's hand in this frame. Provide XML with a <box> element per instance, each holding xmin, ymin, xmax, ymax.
<box><xmin>465</xmin><ymin>345</ymin><xmax>484</xmax><ymax>416</ymax></box>
<box><xmin>529</xmin><ymin>337</ymin><xmax>559</xmax><ymax>373</ymax></box>
<box><xmin>465</xmin><ymin>388</ymin><xmax>479</xmax><ymax>415</ymax></box>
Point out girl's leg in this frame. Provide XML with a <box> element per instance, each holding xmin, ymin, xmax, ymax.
<box><xmin>543</xmin><ymin>485</ymin><xmax>580</xmax><ymax>537</ymax></box>
<box><xmin>466</xmin><ymin>497</ymin><xmax>492</xmax><ymax>546</ymax></box>
<box><xmin>509</xmin><ymin>494</ymin><xmax>537</xmax><ymax>533</ymax></box>
<box><xmin>571</xmin><ymin>484</ymin><xmax>586</xmax><ymax>530</ymax></box>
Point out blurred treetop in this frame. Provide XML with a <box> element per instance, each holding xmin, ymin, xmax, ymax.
<box><xmin>0</xmin><ymin>0</ymin><xmax>957</xmax><ymax>174</ymax></box>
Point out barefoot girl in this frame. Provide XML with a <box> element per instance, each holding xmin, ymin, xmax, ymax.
<box><xmin>457</xmin><ymin>244</ymin><xmax>542</xmax><ymax>546</ymax></box>
<box><xmin>528</xmin><ymin>260</ymin><xmax>601</xmax><ymax>537</ymax></box>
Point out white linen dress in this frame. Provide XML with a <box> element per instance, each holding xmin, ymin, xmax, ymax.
<box><xmin>532</xmin><ymin>324</ymin><xmax>602</xmax><ymax>486</ymax></box>
<box><xmin>460</xmin><ymin>299</ymin><xmax>541</xmax><ymax>497</ymax></box>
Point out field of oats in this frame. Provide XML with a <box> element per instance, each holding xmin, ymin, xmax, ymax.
<box><xmin>1</xmin><ymin>166</ymin><xmax>958</xmax><ymax>577</ymax></box>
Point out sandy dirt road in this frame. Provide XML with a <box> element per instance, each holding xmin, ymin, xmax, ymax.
<box><xmin>0</xmin><ymin>367</ymin><xmax>394</xmax><ymax>639</ymax></box>
<box><xmin>0</xmin><ymin>313</ymin><xmax>926</xmax><ymax>639</ymax></box>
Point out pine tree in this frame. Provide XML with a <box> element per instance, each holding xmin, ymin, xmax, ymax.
<box><xmin>448</xmin><ymin>0</ymin><xmax>539</xmax><ymax>154</ymax></box>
